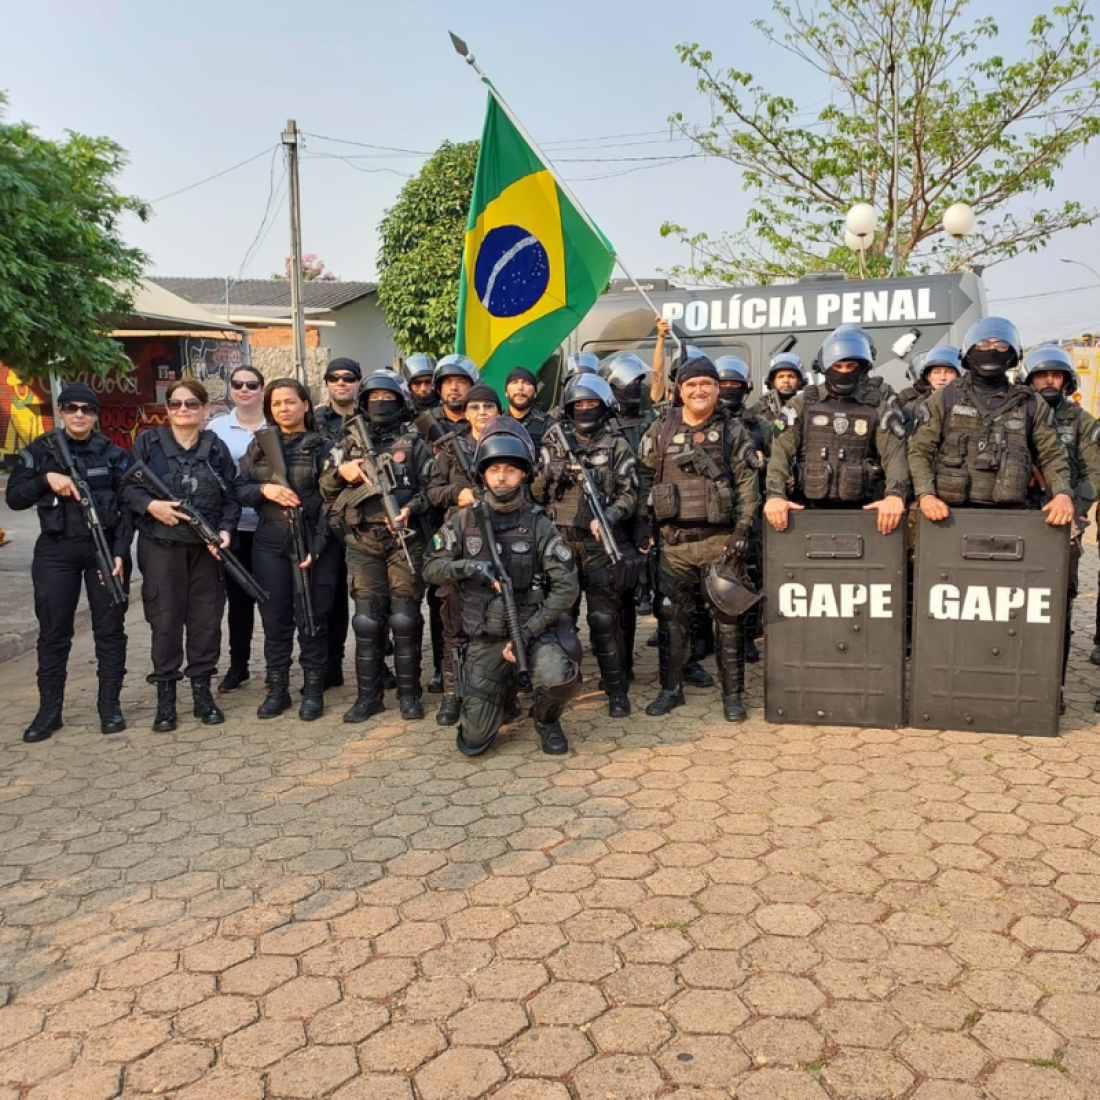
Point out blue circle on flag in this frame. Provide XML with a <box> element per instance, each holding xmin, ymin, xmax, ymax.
<box><xmin>474</xmin><ymin>225</ymin><xmax>550</xmax><ymax>318</ymax></box>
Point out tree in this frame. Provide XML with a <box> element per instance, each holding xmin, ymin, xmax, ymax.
<box><xmin>662</xmin><ymin>0</ymin><xmax>1100</xmax><ymax>284</ymax></box>
<box><xmin>377</xmin><ymin>140</ymin><xmax>479</xmax><ymax>356</ymax></box>
<box><xmin>0</xmin><ymin>93</ymin><xmax>149</xmax><ymax>380</ymax></box>
<box><xmin>275</xmin><ymin>253</ymin><xmax>339</xmax><ymax>281</ymax></box>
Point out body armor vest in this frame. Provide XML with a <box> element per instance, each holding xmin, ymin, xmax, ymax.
<box><xmin>459</xmin><ymin>504</ymin><xmax>544</xmax><ymax>638</ymax></box>
<box><xmin>799</xmin><ymin>384</ymin><xmax>882</xmax><ymax>504</ymax></box>
<box><xmin>1029</xmin><ymin>398</ymin><xmax>1084</xmax><ymax>505</ymax></box>
<box><xmin>652</xmin><ymin>411</ymin><xmax>737</xmax><ymax>526</ymax></box>
<box><xmin>545</xmin><ymin>429</ymin><xmax>617</xmax><ymax>530</ymax></box>
<box><xmin>507</xmin><ymin>407</ymin><xmax>553</xmax><ymax>450</ymax></box>
<box><xmin>934</xmin><ymin>378</ymin><xmax>1034</xmax><ymax>506</ymax></box>
<box><xmin>141</xmin><ymin>428</ymin><xmax>226</xmax><ymax>544</ymax></box>
<box><xmin>36</xmin><ymin>434</ymin><xmax>121</xmax><ymax>537</ymax></box>
<box><xmin>252</xmin><ymin>431</ymin><xmax>328</xmax><ymax>528</ymax></box>
<box><xmin>610</xmin><ymin>412</ymin><xmax>653</xmax><ymax>456</ymax></box>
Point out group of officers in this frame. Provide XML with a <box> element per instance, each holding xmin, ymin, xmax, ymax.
<box><xmin>9</xmin><ymin>314</ymin><xmax>1098</xmax><ymax>755</ymax></box>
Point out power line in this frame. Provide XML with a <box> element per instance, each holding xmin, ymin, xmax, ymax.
<box><xmin>150</xmin><ymin>146</ymin><xmax>277</xmax><ymax>204</ymax></box>
<box><xmin>234</xmin><ymin>148</ymin><xmax>287</xmax><ymax>285</ymax></box>
<box><xmin>989</xmin><ymin>282</ymin><xmax>1100</xmax><ymax>304</ymax></box>
<box><xmin>301</xmin><ymin>151</ymin><xmax>415</xmax><ymax>179</ymax></box>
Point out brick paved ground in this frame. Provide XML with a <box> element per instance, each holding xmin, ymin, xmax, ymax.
<box><xmin>2</xmin><ymin>598</ymin><xmax>1100</xmax><ymax>1099</ymax></box>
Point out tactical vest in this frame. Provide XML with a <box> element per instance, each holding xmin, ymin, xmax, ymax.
<box><xmin>459</xmin><ymin>505</ymin><xmax>544</xmax><ymax>638</ymax></box>
<box><xmin>610</xmin><ymin>412</ymin><xmax>653</xmax><ymax>456</ymax></box>
<box><xmin>545</xmin><ymin>429</ymin><xmax>618</xmax><ymax>530</ymax></box>
<box><xmin>652</xmin><ymin>411</ymin><xmax>738</xmax><ymax>526</ymax></box>
<box><xmin>1029</xmin><ymin>398</ymin><xmax>1084</xmax><ymax>505</ymax></box>
<box><xmin>143</xmin><ymin>428</ymin><xmax>227</xmax><ymax>543</ymax></box>
<box><xmin>934</xmin><ymin>378</ymin><xmax>1034</xmax><ymax>506</ymax></box>
<box><xmin>507</xmin><ymin>408</ymin><xmax>552</xmax><ymax>450</ymax></box>
<box><xmin>251</xmin><ymin>431</ymin><xmax>328</xmax><ymax>527</ymax></box>
<box><xmin>36</xmin><ymin>433</ymin><xmax>121</xmax><ymax>537</ymax></box>
<box><xmin>798</xmin><ymin>383</ymin><xmax>883</xmax><ymax>504</ymax></box>
<box><xmin>345</xmin><ymin>427</ymin><xmax>422</xmax><ymax>529</ymax></box>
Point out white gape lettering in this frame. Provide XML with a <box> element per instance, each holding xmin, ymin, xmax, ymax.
<box><xmin>928</xmin><ymin>585</ymin><xmax>1052</xmax><ymax>624</ymax></box>
<box><xmin>778</xmin><ymin>583</ymin><xmax>894</xmax><ymax>618</ymax></box>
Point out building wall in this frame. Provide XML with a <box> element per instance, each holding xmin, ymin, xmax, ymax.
<box><xmin>249</xmin><ymin>326</ymin><xmax>322</xmax><ymax>349</ymax></box>
<box><xmin>324</xmin><ymin>295</ymin><xmax>397</xmax><ymax>371</ymax></box>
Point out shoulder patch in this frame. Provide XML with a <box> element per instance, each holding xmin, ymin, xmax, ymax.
<box><xmin>548</xmin><ymin>536</ymin><xmax>574</xmax><ymax>564</ymax></box>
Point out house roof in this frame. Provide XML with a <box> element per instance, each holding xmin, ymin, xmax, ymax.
<box><xmin>150</xmin><ymin>278</ymin><xmax>377</xmax><ymax>312</ymax></box>
<box><xmin>110</xmin><ymin>279</ymin><xmax>248</xmax><ymax>334</ymax></box>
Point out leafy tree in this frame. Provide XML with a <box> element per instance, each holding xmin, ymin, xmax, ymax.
<box><xmin>377</xmin><ymin>140</ymin><xmax>479</xmax><ymax>356</ymax></box>
<box><xmin>663</xmin><ymin>0</ymin><xmax>1100</xmax><ymax>284</ymax></box>
<box><xmin>0</xmin><ymin>93</ymin><xmax>149</xmax><ymax>379</ymax></box>
<box><xmin>275</xmin><ymin>253</ymin><xmax>339</xmax><ymax>281</ymax></box>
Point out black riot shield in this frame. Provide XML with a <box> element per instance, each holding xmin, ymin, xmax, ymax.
<box><xmin>910</xmin><ymin>510</ymin><xmax>1069</xmax><ymax>736</ymax></box>
<box><xmin>764</xmin><ymin>511</ymin><xmax>907</xmax><ymax>728</ymax></box>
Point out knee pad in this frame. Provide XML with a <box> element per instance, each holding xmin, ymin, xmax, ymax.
<box><xmin>587</xmin><ymin>608</ymin><xmax>617</xmax><ymax>637</ymax></box>
<box><xmin>351</xmin><ymin>600</ymin><xmax>384</xmax><ymax>642</ymax></box>
<box><xmin>655</xmin><ymin>596</ymin><xmax>676</xmax><ymax>624</ymax></box>
<box><xmin>389</xmin><ymin>597</ymin><xmax>422</xmax><ymax>641</ymax></box>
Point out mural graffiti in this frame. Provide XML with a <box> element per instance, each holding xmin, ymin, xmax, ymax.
<box><xmin>0</xmin><ymin>368</ymin><xmax>53</xmax><ymax>458</ymax></box>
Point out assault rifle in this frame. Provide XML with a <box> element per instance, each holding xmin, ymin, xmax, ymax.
<box><xmin>544</xmin><ymin>422</ymin><xmax>623</xmax><ymax>565</ymax></box>
<box><xmin>47</xmin><ymin>428</ymin><xmax>127</xmax><ymax>608</ymax></box>
<box><xmin>123</xmin><ymin>462</ymin><xmax>269</xmax><ymax>604</ymax></box>
<box><xmin>341</xmin><ymin>416</ymin><xmax>416</xmax><ymax>570</ymax></box>
<box><xmin>254</xmin><ymin>428</ymin><xmax>317</xmax><ymax>635</ymax></box>
<box><xmin>472</xmin><ymin>497</ymin><xmax>530</xmax><ymax>689</ymax></box>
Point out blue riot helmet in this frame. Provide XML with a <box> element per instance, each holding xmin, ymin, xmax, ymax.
<box><xmin>818</xmin><ymin>330</ymin><xmax>873</xmax><ymax>398</ymax></box>
<box><xmin>603</xmin><ymin>352</ymin><xmax>652</xmax><ymax>413</ymax></box>
<box><xmin>962</xmin><ymin>317</ymin><xmax>1022</xmax><ymax>378</ymax></box>
<box><xmin>562</xmin><ymin>374</ymin><xmax>617</xmax><ymax>432</ymax></box>
<box><xmin>907</xmin><ymin>351</ymin><xmax>929</xmax><ymax>386</ymax></box>
<box><xmin>831</xmin><ymin>324</ymin><xmax>878</xmax><ymax>361</ymax></box>
<box><xmin>714</xmin><ymin>355</ymin><xmax>753</xmax><ymax>414</ymax></box>
<box><xmin>1022</xmin><ymin>344</ymin><xmax>1078</xmax><ymax>404</ymax></box>
<box><xmin>923</xmin><ymin>346</ymin><xmax>964</xmax><ymax>378</ymax></box>
<box><xmin>767</xmin><ymin>352</ymin><xmax>809</xmax><ymax>394</ymax></box>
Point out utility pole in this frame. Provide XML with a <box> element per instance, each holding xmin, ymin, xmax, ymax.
<box><xmin>282</xmin><ymin>120</ymin><xmax>307</xmax><ymax>385</ymax></box>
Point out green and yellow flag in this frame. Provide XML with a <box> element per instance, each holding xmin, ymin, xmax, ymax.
<box><xmin>456</xmin><ymin>88</ymin><xmax>616</xmax><ymax>391</ymax></box>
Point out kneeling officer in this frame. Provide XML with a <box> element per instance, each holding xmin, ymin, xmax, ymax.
<box><xmin>423</xmin><ymin>420</ymin><xmax>582</xmax><ymax>756</ymax></box>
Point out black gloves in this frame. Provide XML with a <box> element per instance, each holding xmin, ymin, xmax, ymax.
<box><xmin>725</xmin><ymin>526</ymin><xmax>753</xmax><ymax>561</ymax></box>
<box><xmin>461</xmin><ymin>560</ymin><xmax>496</xmax><ymax>586</ymax></box>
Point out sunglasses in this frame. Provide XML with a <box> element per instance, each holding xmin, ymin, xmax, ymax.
<box><xmin>166</xmin><ymin>398</ymin><xmax>203</xmax><ymax>411</ymax></box>
<box><xmin>231</xmin><ymin>379</ymin><xmax>262</xmax><ymax>391</ymax></box>
<box><xmin>974</xmin><ymin>339</ymin><xmax>1011</xmax><ymax>352</ymax></box>
<box><xmin>326</xmin><ymin>373</ymin><xmax>358</xmax><ymax>384</ymax></box>
<box><xmin>60</xmin><ymin>402</ymin><xmax>96</xmax><ymax>415</ymax></box>
<box><xmin>466</xmin><ymin>402</ymin><xmax>500</xmax><ymax>413</ymax></box>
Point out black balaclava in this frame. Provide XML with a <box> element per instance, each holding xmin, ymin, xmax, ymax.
<box><xmin>367</xmin><ymin>396</ymin><xmax>404</xmax><ymax>431</ymax></box>
<box><xmin>572</xmin><ymin>405</ymin><xmax>605</xmax><ymax>433</ymax></box>
<box><xmin>412</xmin><ymin>388</ymin><xmax>439</xmax><ymax>412</ymax></box>
<box><xmin>719</xmin><ymin>383</ymin><xmax>746</xmax><ymax>414</ymax></box>
<box><xmin>614</xmin><ymin>379</ymin><xmax>645</xmax><ymax>416</ymax></box>
<box><xmin>824</xmin><ymin>366</ymin><xmax>862</xmax><ymax>398</ymax></box>
<box><xmin>968</xmin><ymin>348</ymin><xmax>1016</xmax><ymax>383</ymax></box>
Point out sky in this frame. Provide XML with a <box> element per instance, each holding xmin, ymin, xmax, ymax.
<box><xmin>3</xmin><ymin>0</ymin><xmax>1099</xmax><ymax>344</ymax></box>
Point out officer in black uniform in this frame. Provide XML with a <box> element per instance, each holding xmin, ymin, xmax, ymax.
<box><xmin>532</xmin><ymin>375</ymin><xmax>639</xmax><ymax>716</ymax></box>
<box><xmin>503</xmin><ymin>366</ymin><xmax>557</xmax><ymax>450</ymax></box>
<box><xmin>321</xmin><ymin>371</ymin><xmax>434</xmax><ymax>723</ymax></box>
<box><xmin>238</xmin><ymin>379</ymin><xmax>338</xmax><ymax>721</ymax></box>
<box><xmin>765</xmin><ymin>328</ymin><xmax>910</xmax><ymax>535</ymax></box>
<box><xmin>123</xmin><ymin>379</ymin><xmax>241</xmax><ymax>732</ymax></box>
<box><xmin>637</xmin><ymin>357</ymin><xmax>762</xmax><ymax>721</ymax></box>
<box><xmin>908</xmin><ymin>318</ymin><xmax>1074</xmax><ymax>526</ymax></box>
<box><xmin>423</xmin><ymin>419</ymin><xmax>582</xmax><ymax>756</ymax></box>
<box><xmin>7</xmin><ymin>383</ymin><xmax>133</xmax><ymax>742</ymax></box>
<box><xmin>1019</xmin><ymin>345</ymin><xmax>1100</xmax><ymax>699</ymax></box>
<box><xmin>753</xmin><ymin>352</ymin><xmax>810</xmax><ymax>423</ymax></box>
<box><xmin>403</xmin><ymin>354</ymin><xmax>439</xmax><ymax>415</ymax></box>
<box><xmin>313</xmin><ymin>358</ymin><xmax>361</xmax><ymax>689</ymax></box>
<box><xmin>898</xmin><ymin>346</ymin><xmax>963</xmax><ymax>420</ymax></box>
<box><xmin>420</xmin><ymin>354</ymin><xmax>480</xmax><ymax>438</ymax></box>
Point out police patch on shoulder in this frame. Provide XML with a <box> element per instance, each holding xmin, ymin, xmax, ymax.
<box><xmin>432</xmin><ymin>533</ymin><xmax>443</xmax><ymax>550</ymax></box>
<box><xmin>811</xmin><ymin>415</ymin><xmax>829</xmax><ymax>426</ymax></box>
<box><xmin>466</xmin><ymin>536</ymin><xmax>483</xmax><ymax>556</ymax></box>
<box><xmin>549</xmin><ymin>537</ymin><xmax>573</xmax><ymax>563</ymax></box>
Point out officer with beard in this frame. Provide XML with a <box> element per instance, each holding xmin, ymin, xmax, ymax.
<box><xmin>320</xmin><ymin>372</ymin><xmax>434</xmax><ymax>723</ymax></box>
<box><xmin>1020</xmin><ymin>345</ymin><xmax>1100</xmax><ymax>702</ymax></box>
<box><xmin>908</xmin><ymin>318</ymin><xmax>1074</xmax><ymax>526</ymax></box>
<box><xmin>423</xmin><ymin>418</ymin><xmax>582</xmax><ymax>756</ymax></box>
<box><xmin>754</xmin><ymin>352</ymin><xmax>810</xmax><ymax>423</ymax></box>
<box><xmin>765</xmin><ymin>328</ymin><xmax>910</xmax><ymax>536</ymax></box>
<box><xmin>503</xmin><ymin>366</ymin><xmax>557</xmax><ymax>450</ymax></box>
<box><xmin>403</xmin><ymin>354</ymin><xmax>438</xmax><ymax>415</ymax></box>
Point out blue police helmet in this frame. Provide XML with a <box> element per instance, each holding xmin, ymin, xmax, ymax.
<box><xmin>767</xmin><ymin>352</ymin><xmax>809</xmax><ymax>389</ymax></box>
<box><xmin>819</xmin><ymin>330</ymin><xmax>874</xmax><ymax>373</ymax></box>
<box><xmin>962</xmin><ymin>317</ymin><xmax>1022</xmax><ymax>361</ymax></box>
<box><xmin>1022</xmin><ymin>344</ymin><xmax>1078</xmax><ymax>396</ymax></box>
<box><xmin>714</xmin><ymin>355</ymin><xmax>753</xmax><ymax>392</ymax></box>
<box><xmin>831</xmin><ymin>324</ymin><xmax>878</xmax><ymax>361</ymax></box>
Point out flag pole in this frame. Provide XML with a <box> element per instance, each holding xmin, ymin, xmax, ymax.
<box><xmin>448</xmin><ymin>30</ymin><xmax>682</xmax><ymax>354</ymax></box>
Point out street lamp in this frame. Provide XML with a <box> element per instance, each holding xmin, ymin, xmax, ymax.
<box><xmin>846</xmin><ymin>204</ymin><xmax>878</xmax><ymax>280</ymax></box>
<box><xmin>942</xmin><ymin>202</ymin><xmax>976</xmax><ymax>272</ymax></box>
<box><xmin>1061</xmin><ymin>256</ymin><xmax>1100</xmax><ymax>284</ymax></box>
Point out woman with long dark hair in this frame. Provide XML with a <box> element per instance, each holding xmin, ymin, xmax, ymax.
<box><xmin>237</xmin><ymin>378</ymin><xmax>338</xmax><ymax>721</ymax></box>
<box><xmin>123</xmin><ymin>378</ymin><xmax>241</xmax><ymax>731</ymax></box>
<box><xmin>208</xmin><ymin>365</ymin><xmax>267</xmax><ymax>692</ymax></box>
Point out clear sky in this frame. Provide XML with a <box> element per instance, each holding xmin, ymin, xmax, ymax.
<box><xmin>3</xmin><ymin>0</ymin><xmax>1098</xmax><ymax>343</ymax></box>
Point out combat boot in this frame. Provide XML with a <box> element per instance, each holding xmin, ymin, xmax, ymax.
<box><xmin>722</xmin><ymin>694</ymin><xmax>747</xmax><ymax>722</ymax></box>
<box><xmin>535</xmin><ymin>718</ymin><xmax>569</xmax><ymax>755</ymax></box>
<box><xmin>257</xmin><ymin>668</ymin><xmax>292</xmax><ymax>719</ymax></box>
<box><xmin>398</xmin><ymin>695</ymin><xmax>424</xmax><ymax>720</ymax></box>
<box><xmin>645</xmin><ymin>688</ymin><xmax>684</xmax><ymax>717</ymax></box>
<box><xmin>97</xmin><ymin>678</ymin><xmax>126</xmax><ymax>735</ymax></box>
<box><xmin>153</xmin><ymin>681</ymin><xmax>177</xmax><ymax>732</ymax></box>
<box><xmin>436</xmin><ymin>695</ymin><xmax>461</xmax><ymax>726</ymax></box>
<box><xmin>608</xmin><ymin>691</ymin><xmax>631</xmax><ymax>718</ymax></box>
<box><xmin>23</xmin><ymin>678</ymin><xmax>65</xmax><ymax>743</ymax></box>
<box><xmin>682</xmin><ymin>660</ymin><xmax>715</xmax><ymax>688</ymax></box>
<box><xmin>299</xmin><ymin>669</ymin><xmax>326</xmax><ymax>722</ymax></box>
<box><xmin>427</xmin><ymin>669</ymin><xmax>444</xmax><ymax>693</ymax></box>
<box><xmin>715</xmin><ymin>623</ymin><xmax>747</xmax><ymax>724</ymax></box>
<box><xmin>344</xmin><ymin>690</ymin><xmax>384</xmax><ymax>723</ymax></box>
<box><xmin>218</xmin><ymin>666</ymin><xmax>249</xmax><ymax>692</ymax></box>
<box><xmin>191</xmin><ymin>676</ymin><xmax>225</xmax><ymax>725</ymax></box>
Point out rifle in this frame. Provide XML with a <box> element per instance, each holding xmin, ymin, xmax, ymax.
<box><xmin>254</xmin><ymin>428</ymin><xmax>317</xmax><ymax>635</ymax></box>
<box><xmin>342</xmin><ymin>416</ymin><xmax>416</xmax><ymax>570</ymax></box>
<box><xmin>544</xmin><ymin>422</ymin><xmax>623</xmax><ymax>564</ymax></box>
<box><xmin>47</xmin><ymin>429</ymin><xmax>127</xmax><ymax>608</ymax></box>
<box><xmin>123</xmin><ymin>461</ymin><xmax>269</xmax><ymax>604</ymax></box>
<box><xmin>472</xmin><ymin>496</ymin><xmax>531</xmax><ymax>689</ymax></box>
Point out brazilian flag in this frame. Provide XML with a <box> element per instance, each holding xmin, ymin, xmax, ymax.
<box><xmin>456</xmin><ymin>88</ymin><xmax>616</xmax><ymax>392</ymax></box>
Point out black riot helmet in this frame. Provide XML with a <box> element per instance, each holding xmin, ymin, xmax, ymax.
<box><xmin>962</xmin><ymin>317</ymin><xmax>1022</xmax><ymax>379</ymax></box>
<box><xmin>703</xmin><ymin>559</ymin><xmax>764</xmax><ymax>621</ymax></box>
<box><xmin>562</xmin><ymin>374</ymin><xmax>617</xmax><ymax>432</ymax></box>
<box><xmin>818</xmin><ymin>330</ymin><xmax>874</xmax><ymax>398</ymax></box>
<box><xmin>714</xmin><ymin>356</ymin><xmax>753</xmax><ymax>414</ymax></box>
<box><xmin>403</xmin><ymin>353</ymin><xmax>437</xmax><ymax>383</ymax></box>
<box><xmin>475</xmin><ymin>417</ymin><xmax>537</xmax><ymax>481</ymax></box>
<box><xmin>433</xmin><ymin>354</ymin><xmax>481</xmax><ymax>392</ymax></box>
<box><xmin>602</xmin><ymin>352</ymin><xmax>652</xmax><ymax>413</ymax></box>
<box><xmin>360</xmin><ymin>370</ymin><xmax>411</xmax><ymax>430</ymax></box>
<box><xmin>767</xmin><ymin>352</ymin><xmax>809</xmax><ymax>394</ymax></box>
<box><xmin>564</xmin><ymin>352</ymin><xmax>600</xmax><ymax>380</ymax></box>
<box><xmin>1023</xmin><ymin>344</ymin><xmax>1078</xmax><ymax>404</ymax></box>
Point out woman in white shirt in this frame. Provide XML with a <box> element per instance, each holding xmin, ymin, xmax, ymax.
<box><xmin>208</xmin><ymin>365</ymin><xmax>266</xmax><ymax>692</ymax></box>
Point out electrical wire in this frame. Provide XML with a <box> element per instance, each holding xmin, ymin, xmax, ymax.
<box><xmin>233</xmin><ymin>149</ymin><xmax>287</xmax><ymax>286</ymax></box>
<box><xmin>150</xmin><ymin>146</ymin><xmax>277</xmax><ymax>204</ymax></box>
<box><xmin>989</xmin><ymin>283</ymin><xmax>1100</xmax><ymax>304</ymax></box>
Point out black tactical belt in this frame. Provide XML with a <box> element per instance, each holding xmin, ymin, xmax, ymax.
<box><xmin>660</xmin><ymin>525</ymin><xmax>725</xmax><ymax>545</ymax></box>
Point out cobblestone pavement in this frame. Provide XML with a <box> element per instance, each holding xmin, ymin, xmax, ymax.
<box><xmin>2</xmin><ymin>599</ymin><xmax>1100</xmax><ymax>1100</ymax></box>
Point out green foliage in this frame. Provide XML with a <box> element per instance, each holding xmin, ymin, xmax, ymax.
<box><xmin>664</xmin><ymin>0</ymin><xmax>1100</xmax><ymax>284</ymax></box>
<box><xmin>376</xmin><ymin>140</ymin><xmax>479</xmax><ymax>356</ymax></box>
<box><xmin>0</xmin><ymin>93</ymin><xmax>149</xmax><ymax>379</ymax></box>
